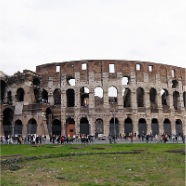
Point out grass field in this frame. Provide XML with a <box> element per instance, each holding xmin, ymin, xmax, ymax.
<box><xmin>0</xmin><ymin>143</ymin><xmax>185</xmax><ymax>186</ymax></box>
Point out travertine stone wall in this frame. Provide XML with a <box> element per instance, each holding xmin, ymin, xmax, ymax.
<box><xmin>0</xmin><ymin>60</ymin><xmax>185</xmax><ymax>138</ymax></box>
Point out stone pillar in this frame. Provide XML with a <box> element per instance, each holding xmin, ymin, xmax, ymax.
<box><xmin>0</xmin><ymin>115</ymin><xmax>4</xmax><ymax>136</ymax></box>
<box><xmin>144</xmin><ymin>90</ymin><xmax>150</xmax><ymax>109</ymax></box>
<box><xmin>131</xmin><ymin>90</ymin><xmax>137</xmax><ymax>110</ymax></box>
<box><xmin>89</xmin><ymin>88</ymin><xmax>94</xmax><ymax>109</ymax></box>
<box><xmin>146</xmin><ymin>118</ymin><xmax>151</xmax><ymax>134</ymax></box>
<box><xmin>133</xmin><ymin>117</ymin><xmax>138</xmax><ymax>135</ymax></box>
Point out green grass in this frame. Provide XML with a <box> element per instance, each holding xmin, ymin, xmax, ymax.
<box><xmin>0</xmin><ymin>144</ymin><xmax>185</xmax><ymax>186</ymax></box>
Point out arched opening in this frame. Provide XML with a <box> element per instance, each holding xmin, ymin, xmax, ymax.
<box><xmin>66</xmin><ymin>117</ymin><xmax>75</xmax><ymax>137</ymax></box>
<box><xmin>151</xmin><ymin>118</ymin><xmax>159</xmax><ymax>136</ymax></box>
<box><xmin>14</xmin><ymin>120</ymin><xmax>23</xmax><ymax>135</ymax></box>
<box><xmin>121</xmin><ymin>76</ymin><xmax>129</xmax><ymax>85</ymax></box>
<box><xmin>3</xmin><ymin>108</ymin><xmax>13</xmax><ymax>136</ymax></box>
<box><xmin>137</xmin><ymin>87</ymin><xmax>144</xmax><ymax>107</ymax></box>
<box><xmin>34</xmin><ymin>88</ymin><xmax>40</xmax><ymax>103</ymax></box>
<box><xmin>150</xmin><ymin>88</ymin><xmax>157</xmax><ymax>107</ymax></box>
<box><xmin>33</xmin><ymin>77</ymin><xmax>40</xmax><ymax>87</ymax></box>
<box><xmin>163</xmin><ymin>119</ymin><xmax>171</xmax><ymax>135</ymax></box>
<box><xmin>16</xmin><ymin>88</ymin><xmax>24</xmax><ymax>102</ymax></box>
<box><xmin>161</xmin><ymin>89</ymin><xmax>169</xmax><ymax>106</ymax></box>
<box><xmin>80</xmin><ymin>118</ymin><xmax>89</xmax><ymax>135</ymax></box>
<box><xmin>172</xmin><ymin>80</ymin><xmax>178</xmax><ymax>88</ymax></box>
<box><xmin>53</xmin><ymin>89</ymin><xmax>61</xmax><ymax>105</ymax></box>
<box><xmin>109</xmin><ymin>118</ymin><xmax>119</xmax><ymax>138</ymax></box>
<box><xmin>94</xmin><ymin>87</ymin><xmax>103</xmax><ymax>106</ymax></box>
<box><xmin>108</xmin><ymin>86</ymin><xmax>118</xmax><ymax>104</ymax></box>
<box><xmin>42</xmin><ymin>89</ymin><xmax>48</xmax><ymax>103</ymax></box>
<box><xmin>46</xmin><ymin>108</ymin><xmax>52</xmax><ymax>135</ymax></box>
<box><xmin>0</xmin><ymin>80</ymin><xmax>6</xmax><ymax>104</ymax></box>
<box><xmin>175</xmin><ymin>119</ymin><xmax>183</xmax><ymax>135</ymax></box>
<box><xmin>52</xmin><ymin>119</ymin><xmax>61</xmax><ymax>135</ymax></box>
<box><xmin>67</xmin><ymin>76</ymin><xmax>75</xmax><ymax>86</ymax></box>
<box><xmin>173</xmin><ymin>91</ymin><xmax>180</xmax><ymax>110</ymax></box>
<box><xmin>27</xmin><ymin>119</ymin><xmax>37</xmax><ymax>135</ymax></box>
<box><xmin>66</xmin><ymin>89</ymin><xmax>75</xmax><ymax>107</ymax></box>
<box><xmin>138</xmin><ymin>118</ymin><xmax>147</xmax><ymax>135</ymax></box>
<box><xmin>33</xmin><ymin>77</ymin><xmax>40</xmax><ymax>103</ymax></box>
<box><xmin>95</xmin><ymin>118</ymin><xmax>104</xmax><ymax>136</ymax></box>
<box><xmin>124</xmin><ymin>118</ymin><xmax>133</xmax><ymax>135</ymax></box>
<box><xmin>80</xmin><ymin>87</ymin><xmax>89</xmax><ymax>107</ymax></box>
<box><xmin>123</xmin><ymin>88</ymin><xmax>131</xmax><ymax>107</ymax></box>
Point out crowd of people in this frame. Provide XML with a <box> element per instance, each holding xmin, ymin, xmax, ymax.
<box><xmin>0</xmin><ymin>132</ymin><xmax>185</xmax><ymax>144</ymax></box>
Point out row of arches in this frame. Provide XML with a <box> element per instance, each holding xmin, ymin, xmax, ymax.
<box><xmin>1</xmin><ymin>78</ymin><xmax>186</xmax><ymax>110</ymax></box>
<box><xmin>42</xmin><ymin>87</ymin><xmax>186</xmax><ymax>109</ymax></box>
<box><xmin>2</xmin><ymin>117</ymin><xmax>183</xmax><ymax>137</ymax></box>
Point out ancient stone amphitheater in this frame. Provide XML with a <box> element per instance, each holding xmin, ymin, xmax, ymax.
<box><xmin>0</xmin><ymin>60</ymin><xmax>185</xmax><ymax>138</ymax></box>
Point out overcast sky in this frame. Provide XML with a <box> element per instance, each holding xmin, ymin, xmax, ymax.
<box><xmin>0</xmin><ymin>0</ymin><xmax>185</xmax><ymax>75</ymax></box>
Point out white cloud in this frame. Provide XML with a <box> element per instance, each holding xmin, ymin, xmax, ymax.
<box><xmin>0</xmin><ymin>0</ymin><xmax>185</xmax><ymax>75</ymax></box>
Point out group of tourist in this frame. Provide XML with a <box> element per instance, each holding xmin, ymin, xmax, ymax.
<box><xmin>0</xmin><ymin>132</ymin><xmax>185</xmax><ymax>144</ymax></box>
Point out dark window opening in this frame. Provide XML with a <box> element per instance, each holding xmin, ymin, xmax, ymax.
<box><xmin>66</xmin><ymin>89</ymin><xmax>75</xmax><ymax>107</ymax></box>
<box><xmin>123</xmin><ymin>88</ymin><xmax>131</xmax><ymax>107</ymax></box>
<box><xmin>172</xmin><ymin>80</ymin><xmax>178</xmax><ymax>88</ymax></box>
<box><xmin>42</xmin><ymin>89</ymin><xmax>48</xmax><ymax>103</ymax></box>
<box><xmin>53</xmin><ymin>89</ymin><xmax>61</xmax><ymax>105</ymax></box>
<box><xmin>137</xmin><ymin>87</ymin><xmax>144</xmax><ymax>107</ymax></box>
<box><xmin>16</xmin><ymin>88</ymin><xmax>24</xmax><ymax>102</ymax></box>
<box><xmin>173</xmin><ymin>91</ymin><xmax>180</xmax><ymax>110</ymax></box>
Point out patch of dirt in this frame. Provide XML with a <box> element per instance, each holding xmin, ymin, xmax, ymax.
<box><xmin>167</xmin><ymin>149</ymin><xmax>185</xmax><ymax>155</ymax></box>
<box><xmin>0</xmin><ymin>154</ymin><xmax>23</xmax><ymax>159</ymax></box>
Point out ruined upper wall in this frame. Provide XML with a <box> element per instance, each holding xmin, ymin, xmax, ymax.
<box><xmin>36</xmin><ymin>60</ymin><xmax>186</xmax><ymax>86</ymax></box>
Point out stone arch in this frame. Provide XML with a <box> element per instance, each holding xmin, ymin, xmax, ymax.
<box><xmin>151</xmin><ymin>118</ymin><xmax>159</xmax><ymax>136</ymax></box>
<box><xmin>3</xmin><ymin>108</ymin><xmax>14</xmax><ymax>136</ymax></box>
<box><xmin>163</xmin><ymin>119</ymin><xmax>171</xmax><ymax>135</ymax></box>
<box><xmin>175</xmin><ymin>119</ymin><xmax>183</xmax><ymax>135</ymax></box>
<box><xmin>66</xmin><ymin>89</ymin><xmax>75</xmax><ymax>107</ymax></box>
<box><xmin>53</xmin><ymin>88</ymin><xmax>61</xmax><ymax>105</ymax></box>
<box><xmin>150</xmin><ymin>88</ymin><xmax>157</xmax><ymax>107</ymax></box>
<box><xmin>33</xmin><ymin>77</ymin><xmax>40</xmax><ymax>87</ymax></box>
<box><xmin>123</xmin><ymin>88</ymin><xmax>131</xmax><ymax>107</ymax></box>
<box><xmin>27</xmin><ymin>118</ymin><xmax>37</xmax><ymax>135</ymax></box>
<box><xmin>95</xmin><ymin>118</ymin><xmax>104</xmax><ymax>135</ymax></box>
<box><xmin>42</xmin><ymin>89</ymin><xmax>48</xmax><ymax>103</ymax></box>
<box><xmin>121</xmin><ymin>76</ymin><xmax>129</xmax><ymax>85</ymax></box>
<box><xmin>80</xmin><ymin>117</ymin><xmax>89</xmax><ymax>135</ymax></box>
<box><xmin>16</xmin><ymin>88</ymin><xmax>24</xmax><ymax>102</ymax></box>
<box><xmin>173</xmin><ymin>91</ymin><xmax>180</xmax><ymax>110</ymax></box>
<box><xmin>172</xmin><ymin>80</ymin><xmax>178</xmax><ymax>88</ymax></box>
<box><xmin>138</xmin><ymin>118</ymin><xmax>147</xmax><ymax>135</ymax></box>
<box><xmin>124</xmin><ymin>118</ymin><xmax>133</xmax><ymax>135</ymax></box>
<box><xmin>109</xmin><ymin>118</ymin><xmax>119</xmax><ymax>138</ymax></box>
<box><xmin>94</xmin><ymin>87</ymin><xmax>103</xmax><ymax>106</ymax></box>
<box><xmin>0</xmin><ymin>80</ymin><xmax>6</xmax><ymax>104</ymax></box>
<box><xmin>66</xmin><ymin>76</ymin><xmax>75</xmax><ymax>86</ymax></box>
<box><xmin>108</xmin><ymin>86</ymin><xmax>118</xmax><ymax>104</ymax></box>
<box><xmin>14</xmin><ymin>119</ymin><xmax>23</xmax><ymax>135</ymax></box>
<box><xmin>161</xmin><ymin>89</ymin><xmax>169</xmax><ymax>106</ymax></box>
<box><xmin>66</xmin><ymin>117</ymin><xmax>75</xmax><ymax>137</ymax></box>
<box><xmin>80</xmin><ymin>87</ymin><xmax>89</xmax><ymax>107</ymax></box>
<box><xmin>137</xmin><ymin>87</ymin><xmax>144</xmax><ymax>107</ymax></box>
<box><xmin>52</xmin><ymin>119</ymin><xmax>61</xmax><ymax>135</ymax></box>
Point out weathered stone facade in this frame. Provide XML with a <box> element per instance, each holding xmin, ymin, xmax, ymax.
<box><xmin>0</xmin><ymin>60</ymin><xmax>186</xmax><ymax>138</ymax></box>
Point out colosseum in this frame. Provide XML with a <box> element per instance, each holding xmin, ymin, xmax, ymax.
<box><xmin>0</xmin><ymin>60</ymin><xmax>185</xmax><ymax>139</ymax></box>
